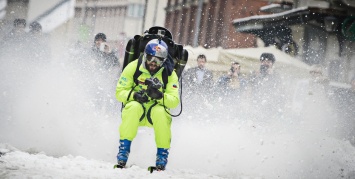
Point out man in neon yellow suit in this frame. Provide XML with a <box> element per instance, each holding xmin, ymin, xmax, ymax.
<box><xmin>115</xmin><ymin>39</ymin><xmax>179</xmax><ymax>170</ymax></box>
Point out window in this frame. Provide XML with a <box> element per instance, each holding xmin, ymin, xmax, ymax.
<box><xmin>127</xmin><ymin>4</ymin><xmax>144</xmax><ymax>18</ymax></box>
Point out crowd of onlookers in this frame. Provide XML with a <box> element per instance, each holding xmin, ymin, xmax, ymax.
<box><xmin>0</xmin><ymin>18</ymin><xmax>121</xmax><ymax>114</ymax></box>
<box><xmin>0</xmin><ymin>18</ymin><xmax>120</xmax><ymax>69</ymax></box>
<box><xmin>182</xmin><ymin>53</ymin><xmax>286</xmax><ymax>117</ymax></box>
<box><xmin>0</xmin><ymin>18</ymin><xmax>50</xmax><ymax>64</ymax></box>
<box><xmin>182</xmin><ymin>52</ymin><xmax>355</xmax><ymax>142</ymax></box>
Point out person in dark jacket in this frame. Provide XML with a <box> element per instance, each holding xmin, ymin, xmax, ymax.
<box><xmin>27</xmin><ymin>21</ymin><xmax>50</xmax><ymax>63</ymax></box>
<box><xmin>249</xmin><ymin>53</ymin><xmax>286</xmax><ymax>120</ymax></box>
<box><xmin>0</xmin><ymin>19</ymin><xmax>28</xmax><ymax>61</ymax></box>
<box><xmin>331</xmin><ymin>76</ymin><xmax>355</xmax><ymax>144</ymax></box>
<box><xmin>91</xmin><ymin>33</ymin><xmax>119</xmax><ymax>69</ymax></box>
<box><xmin>5</xmin><ymin>18</ymin><xmax>27</xmax><ymax>42</ymax></box>
<box><xmin>183</xmin><ymin>54</ymin><xmax>213</xmax><ymax>93</ymax></box>
<box><xmin>216</xmin><ymin>61</ymin><xmax>247</xmax><ymax>94</ymax></box>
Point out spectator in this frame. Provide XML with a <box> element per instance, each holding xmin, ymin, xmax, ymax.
<box><xmin>182</xmin><ymin>54</ymin><xmax>214</xmax><ymax>112</ymax></box>
<box><xmin>210</xmin><ymin>61</ymin><xmax>248</xmax><ymax>119</ymax></box>
<box><xmin>27</xmin><ymin>21</ymin><xmax>50</xmax><ymax>63</ymax></box>
<box><xmin>291</xmin><ymin>64</ymin><xmax>340</xmax><ymax>134</ymax></box>
<box><xmin>88</xmin><ymin>33</ymin><xmax>120</xmax><ymax>113</ymax></box>
<box><xmin>249</xmin><ymin>53</ymin><xmax>286</xmax><ymax>120</ymax></box>
<box><xmin>91</xmin><ymin>33</ymin><xmax>119</xmax><ymax>70</ymax></box>
<box><xmin>29</xmin><ymin>21</ymin><xmax>42</xmax><ymax>36</ymax></box>
<box><xmin>215</xmin><ymin>61</ymin><xmax>247</xmax><ymax>101</ymax></box>
<box><xmin>10</xmin><ymin>18</ymin><xmax>26</xmax><ymax>41</ymax></box>
<box><xmin>216</xmin><ymin>61</ymin><xmax>246</xmax><ymax>95</ymax></box>
<box><xmin>183</xmin><ymin>54</ymin><xmax>213</xmax><ymax>93</ymax></box>
<box><xmin>331</xmin><ymin>76</ymin><xmax>355</xmax><ymax>143</ymax></box>
<box><xmin>1</xmin><ymin>19</ymin><xmax>27</xmax><ymax>60</ymax></box>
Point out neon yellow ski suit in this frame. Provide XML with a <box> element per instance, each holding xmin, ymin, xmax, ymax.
<box><xmin>116</xmin><ymin>59</ymin><xmax>180</xmax><ymax>149</ymax></box>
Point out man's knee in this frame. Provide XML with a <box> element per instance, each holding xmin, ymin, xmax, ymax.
<box><xmin>122</xmin><ymin>101</ymin><xmax>145</xmax><ymax>122</ymax></box>
<box><xmin>151</xmin><ymin>105</ymin><xmax>166</xmax><ymax>114</ymax></box>
<box><xmin>123</xmin><ymin>101</ymin><xmax>143</xmax><ymax>113</ymax></box>
<box><xmin>150</xmin><ymin>105</ymin><xmax>171</xmax><ymax>124</ymax></box>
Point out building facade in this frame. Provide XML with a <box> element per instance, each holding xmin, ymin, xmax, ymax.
<box><xmin>0</xmin><ymin>0</ymin><xmax>170</xmax><ymax>59</ymax></box>
<box><xmin>164</xmin><ymin>0</ymin><xmax>268</xmax><ymax>48</ymax></box>
<box><xmin>233</xmin><ymin>0</ymin><xmax>355</xmax><ymax>83</ymax></box>
<box><xmin>73</xmin><ymin>0</ymin><xmax>167</xmax><ymax>42</ymax></box>
<box><xmin>0</xmin><ymin>0</ymin><xmax>75</xmax><ymax>39</ymax></box>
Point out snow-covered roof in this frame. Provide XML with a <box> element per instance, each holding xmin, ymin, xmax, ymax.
<box><xmin>232</xmin><ymin>7</ymin><xmax>308</xmax><ymax>24</ymax></box>
<box><xmin>260</xmin><ymin>3</ymin><xmax>292</xmax><ymax>13</ymax></box>
<box><xmin>260</xmin><ymin>4</ymin><xmax>282</xmax><ymax>11</ymax></box>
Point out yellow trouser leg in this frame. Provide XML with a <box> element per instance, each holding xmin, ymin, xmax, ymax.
<box><xmin>150</xmin><ymin>105</ymin><xmax>172</xmax><ymax>149</ymax></box>
<box><xmin>119</xmin><ymin>101</ymin><xmax>144</xmax><ymax>141</ymax></box>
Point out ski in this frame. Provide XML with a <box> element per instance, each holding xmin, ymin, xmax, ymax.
<box><xmin>147</xmin><ymin>166</ymin><xmax>165</xmax><ymax>173</ymax></box>
<box><xmin>114</xmin><ymin>164</ymin><xmax>139</xmax><ymax>169</ymax></box>
<box><xmin>148</xmin><ymin>166</ymin><xmax>158</xmax><ymax>173</ymax></box>
<box><xmin>114</xmin><ymin>164</ymin><xmax>163</xmax><ymax>173</ymax></box>
<box><xmin>113</xmin><ymin>164</ymin><xmax>128</xmax><ymax>169</ymax></box>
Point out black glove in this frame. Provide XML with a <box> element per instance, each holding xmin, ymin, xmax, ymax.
<box><xmin>146</xmin><ymin>88</ymin><xmax>163</xmax><ymax>100</ymax></box>
<box><xmin>133</xmin><ymin>90</ymin><xmax>149</xmax><ymax>103</ymax></box>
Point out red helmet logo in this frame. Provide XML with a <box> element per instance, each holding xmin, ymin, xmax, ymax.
<box><xmin>155</xmin><ymin>46</ymin><xmax>161</xmax><ymax>52</ymax></box>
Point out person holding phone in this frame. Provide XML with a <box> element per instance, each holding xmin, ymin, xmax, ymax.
<box><xmin>92</xmin><ymin>33</ymin><xmax>119</xmax><ymax>69</ymax></box>
<box><xmin>216</xmin><ymin>61</ymin><xmax>247</xmax><ymax>91</ymax></box>
<box><xmin>249</xmin><ymin>53</ymin><xmax>286</xmax><ymax>120</ymax></box>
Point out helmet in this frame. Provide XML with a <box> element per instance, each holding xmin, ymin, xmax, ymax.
<box><xmin>144</xmin><ymin>39</ymin><xmax>168</xmax><ymax>59</ymax></box>
<box><xmin>95</xmin><ymin>33</ymin><xmax>106</xmax><ymax>42</ymax></box>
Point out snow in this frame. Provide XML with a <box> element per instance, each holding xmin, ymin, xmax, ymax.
<box><xmin>2</xmin><ymin>120</ymin><xmax>355</xmax><ymax>178</ymax></box>
<box><xmin>1</xmin><ymin>41</ymin><xmax>355</xmax><ymax>178</ymax></box>
<box><xmin>0</xmin><ymin>144</ymin><xmax>222</xmax><ymax>178</ymax></box>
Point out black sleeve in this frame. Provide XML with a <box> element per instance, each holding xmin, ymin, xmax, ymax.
<box><xmin>108</xmin><ymin>52</ymin><xmax>119</xmax><ymax>66</ymax></box>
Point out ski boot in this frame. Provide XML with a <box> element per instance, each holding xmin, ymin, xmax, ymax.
<box><xmin>155</xmin><ymin>148</ymin><xmax>169</xmax><ymax>171</ymax></box>
<box><xmin>114</xmin><ymin>139</ymin><xmax>131</xmax><ymax>169</ymax></box>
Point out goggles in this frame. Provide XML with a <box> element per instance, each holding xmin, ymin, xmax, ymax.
<box><xmin>145</xmin><ymin>54</ymin><xmax>165</xmax><ymax>66</ymax></box>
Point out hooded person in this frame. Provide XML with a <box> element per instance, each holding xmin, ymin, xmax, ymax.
<box><xmin>91</xmin><ymin>33</ymin><xmax>119</xmax><ymax>69</ymax></box>
<box><xmin>115</xmin><ymin>39</ymin><xmax>180</xmax><ymax>170</ymax></box>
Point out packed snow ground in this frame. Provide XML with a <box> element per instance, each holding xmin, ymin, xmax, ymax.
<box><xmin>2</xmin><ymin>121</ymin><xmax>355</xmax><ymax>178</ymax></box>
<box><xmin>0</xmin><ymin>144</ymin><xmax>223</xmax><ymax>179</ymax></box>
<box><xmin>1</xmin><ymin>45</ymin><xmax>355</xmax><ymax>178</ymax></box>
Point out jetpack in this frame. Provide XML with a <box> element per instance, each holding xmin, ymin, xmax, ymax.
<box><xmin>122</xmin><ymin>26</ymin><xmax>188</xmax><ymax>78</ymax></box>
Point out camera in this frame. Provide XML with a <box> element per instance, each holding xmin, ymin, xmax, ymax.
<box><xmin>145</xmin><ymin>77</ymin><xmax>163</xmax><ymax>99</ymax></box>
<box><xmin>145</xmin><ymin>77</ymin><xmax>162</xmax><ymax>90</ymax></box>
<box><xmin>157</xmin><ymin>29</ymin><xmax>165</xmax><ymax>37</ymax></box>
<box><xmin>230</xmin><ymin>67</ymin><xmax>235</xmax><ymax>73</ymax></box>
